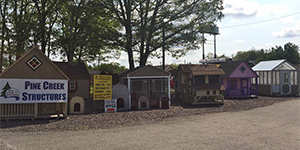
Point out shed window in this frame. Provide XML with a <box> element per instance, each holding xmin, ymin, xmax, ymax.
<box><xmin>209</xmin><ymin>75</ymin><xmax>219</xmax><ymax>83</ymax></box>
<box><xmin>213</xmin><ymin>90</ymin><xmax>216</xmax><ymax>95</ymax></box>
<box><xmin>69</xmin><ymin>81</ymin><xmax>77</xmax><ymax>91</ymax></box>
<box><xmin>206</xmin><ymin>91</ymin><xmax>210</xmax><ymax>95</ymax></box>
<box><xmin>195</xmin><ymin>75</ymin><xmax>205</xmax><ymax>84</ymax></box>
<box><xmin>230</xmin><ymin>80</ymin><xmax>236</xmax><ymax>88</ymax></box>
<box><xmin>283</xmin><ymin>72</ymin><xmax>289</xmax><ymax>84</ymax></box>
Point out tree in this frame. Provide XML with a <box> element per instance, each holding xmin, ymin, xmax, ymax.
<box><xmin>9</xmin><ymin>0</ymin><xmax>35</xmax><ymax>58</ymax></box>
<box><xmin>0</xmin><ymin>0</ymin><xmax>8</xmax><ymax>73</ymax></box>
<box><xmin>88</xmin><ymin>62</ymin><xmax>126</xmax><ymax>74</ymax></box>
<box><xmin>32</xmin><ymin>0</ymin><xmax>63</xmax><ymax>54</ymax></box>
<box><xmin>233</xmin><ymin>43</ymin><xmax>300</xmax><ymax>65</ymax></box>
<box><xmin>283</xmin><ymin>42</ymin><xmax>299</xmax><ymax>64</ymax></box>
<box><xmin>104</xmin><ymin>0</ymin><xmax>224</xmax><ymax>69</ymax></box>
<box><xmin>56</xmin><ymin>0</ymin><xmax>121</xmax><ymax>63</ymax></box>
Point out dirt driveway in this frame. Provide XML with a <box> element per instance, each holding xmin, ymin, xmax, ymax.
<box><xmin>1</xmin><ymin>99</ymin><xmax>299</xmax><ymax>150</ymax></box>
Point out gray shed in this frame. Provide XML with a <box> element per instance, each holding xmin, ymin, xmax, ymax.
<box><xmin>112</xmin><ymin>84</ymin><xmax>130</xmax><ymax>111</ymax></box>
<box><xmin>252</xmin><ymin>59</ymin><xmax>298</xmax><ymax>96</ymax></box>
<box><xmin>118</xmin><ymin>65</ymin><xmax>171</xmax><ymax>110</ymax></box>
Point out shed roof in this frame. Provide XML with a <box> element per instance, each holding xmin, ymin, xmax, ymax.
<box><xmin>0</xmin><ymin>46</ymin><xmax>69</xmax><ymax>80</ymax></box>
<box><xmin>252</xmin><ymin>59</ymin><xmax>286</xmax><ymax>71</ymax></box>
<box><xmin>219</xmin><ymin>61</ymin><xmax>242</xmax><ymax>77</ymax></box>
<box><xmin>119</xmin><ymin>65</ymin><xmax>170</xmax><ymax>77</ymax></box>
<box><xmin>54</xmin><ymin>62</ymin><xmax>91</xmax><ymax>79</ymax></box>
<box><xmin>190</xmin><ymin>64</ymin><xmax>225</xmax><ymax>76</ymax></box>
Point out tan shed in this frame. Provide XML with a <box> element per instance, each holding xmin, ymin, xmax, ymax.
<box><xmin>0</xmin><ymin>46</ymin><xmax>69</xmax><ymax>120</ymax></box>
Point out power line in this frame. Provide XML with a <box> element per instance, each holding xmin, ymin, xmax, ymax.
<box><xmin>222</xmin><ymin>12</ymin><xmax>300</xmax><ymax>29</ymax></box>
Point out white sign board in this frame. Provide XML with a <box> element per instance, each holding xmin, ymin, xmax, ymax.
<box><xmin>104</xmin><ymin>99</ymin><xmax>117</xmax><ymax>112</ymax></box>
<box><xmin>0</xmin><ymin>79</ymin><xmax>68</xmax><ymax>104</ymax></box>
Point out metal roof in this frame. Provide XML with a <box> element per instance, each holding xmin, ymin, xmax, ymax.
<box><xmin>252</xmin><ymin>59</ymin><xmax>285</xmax><ymax>71</ymax></box>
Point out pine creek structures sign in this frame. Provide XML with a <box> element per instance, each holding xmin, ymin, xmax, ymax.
<box><xmin>93</xmin><ymin>75</ymin><xmax>112</xmax><ymax>100</ymax></box>
<box><xmin>0</xmin><ymin>79</ymin><xmax>68</xmax><ymax>104</ymax></box>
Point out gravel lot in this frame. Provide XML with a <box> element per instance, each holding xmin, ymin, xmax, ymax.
<box><xmin>0</xmin><ymin>96</ymin><xmax>298</xmax><ymax>132</ymax></box>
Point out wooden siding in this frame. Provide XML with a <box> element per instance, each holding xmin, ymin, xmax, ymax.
<box><xmin>68</xmin><ymin>79</ymin><xmax>90</xmax><ymax>100</ymax></box>
<box><xmin>229</xmin><ymin>62</ymin><xmax>258</xmax><ymax>78</ymax></box>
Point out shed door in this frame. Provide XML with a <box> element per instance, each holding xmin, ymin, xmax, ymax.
<box><xmin>241</xmin><ymin>79</ymin><xmax>248</xmax><ymax>96</ymax></box>
<box><xmin>280</xmin><ymin>71</ymin><xmax>291</xmax><ymax>95</ymax></box>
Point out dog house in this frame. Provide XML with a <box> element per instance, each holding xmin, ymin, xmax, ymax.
<box><xmin>159</xmin><ymin>96</ymin><xmax>170</xmax><ymax>109</ymax></box>
<box><xmin>112</xmin><ymin>84</ymin><xmax>130</xmax><ymax>111</ymax></box>
<box><xmin>119</xmin><ymin>65</ymin><xmax>171</xmax><ymax>110</ymax></box>
<box><xmin>252</xmin><ymin>59</ymin><xmax>298</xmax><ymax>96</ymax></box>
<box><xmin>69</xmin><ymin>96</ymin><xmax>85</xmax><ymax>114</ymax></box>
<box><xmin>0</xmin><ymin>46</ymin><xmax>69</xmax><ymax>120</ymax></box>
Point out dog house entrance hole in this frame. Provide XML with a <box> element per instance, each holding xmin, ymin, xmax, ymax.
<box><xmin>74</xmin><ymin>103</ymin><xmax>81</xmax><ymax>112</ymax></box>
<box><xmin>141</xmin><ymin>102</ymin><xmax>147</xmax><ymax>108</ymax></box>
<box><xmin>117</xmin><ymin>98</ymin><xmax>125</xmax><ymax>108</ymax></box>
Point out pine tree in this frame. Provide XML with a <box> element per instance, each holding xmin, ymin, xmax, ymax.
<box><xmin>1</xmin><ymin>82</ymin><xmax>11</xmax><ymax>96</ymax></box>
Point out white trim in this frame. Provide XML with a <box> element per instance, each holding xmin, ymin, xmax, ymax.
<box><xmin>128</xmin><ymin>76</ymin><xmax>169</xmax><ymax>79</ymax></box>
<box><xmin>127</xmin><ymin>75</ymin><xmax>131</xmax><ymax>109</ymax></box>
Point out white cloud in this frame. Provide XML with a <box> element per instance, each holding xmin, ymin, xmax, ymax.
<box><xmin>272</xmin><ymin>21</ymin><xmax>300</xmax><ymax>38</ymax></box>
<box><xmin>265</xmin><ymin>43</ymin><xmax>273</xmax><ymax>47</ymax></box>
<box><xmin>234</xmin><ymin>40</ymin><xmax>244</xmax><ymax>43</ymax></box>
<box><xmin>279</xmin><ymin>16</ymin><xmax>295</xmax><ymax>24</ymax></box>
<box><xmin>223</xmin><ymin>0</ymin><xmax>290</xmax><ymax>19</ymax></box>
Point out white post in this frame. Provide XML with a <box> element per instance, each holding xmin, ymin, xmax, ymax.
<box><xmin>127</xmin><ymin>75</ymin><xmax>131</xmax><ymax>110</ymax></box>
<box><xmin>168</xmin><ymin>75</ymin><xmax>171</xmax><ymax>107</ymax></box>
<box><xmin>34</xmin><ymin>103</ymin><xmax>38</xmax><ymax>118</ymax></box>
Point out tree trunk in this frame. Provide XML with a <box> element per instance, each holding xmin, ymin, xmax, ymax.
<box><xmin>41</xmin><ymin>14</ymin><xmax>46</xmax><ymax>53</ymax></box>
<box><xmin>0</xmin><ymin>1</ymin><xmax>6</xmax><ymax>73</ymax></box>
<box><xmin>125</xmin><ymin>23</ymin><xmax>134</xmax><ymax>69</ymax></box>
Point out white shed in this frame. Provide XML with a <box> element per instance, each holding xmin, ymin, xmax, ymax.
<box><xmin>112</xmin><ymin>84</ymin><xmax>130</xmax><ymax>111</ymax></box>
<box><xmin>252</xmin><ymin>59</ymin><xmax>298</xmax><ymax>95</ymax></box>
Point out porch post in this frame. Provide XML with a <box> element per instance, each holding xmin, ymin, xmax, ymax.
<box><xmin>127</xmin><ymin>75</ymin><xmax>131</xmax><ymax>109</ymax></box>
<box><xmin>168</xmin><ymin>75</ymin><xmax>171</xmax><ymax>107</ymax></box>
<box><xmin>227</xmin><ymin>78</ymin><xmax>230</xmax><ymax>97</ymax></box>
<box><xmin>255</xmin><ymin>77</ymin><xmax>258</xmax><ymax>97</ymax></box>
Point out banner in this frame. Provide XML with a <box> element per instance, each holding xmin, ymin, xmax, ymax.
<box><xmin>93</xmin><ymin>75</ymin><xmax>112</xmax><ymax>100</ymax></box>
<box><xmin>0</xmin><ymin>79</ymin><xmax>68</xmax><ymax>104</ymax></box>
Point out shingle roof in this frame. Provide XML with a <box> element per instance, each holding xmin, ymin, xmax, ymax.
<box><xmin>219</xmin><ymin>61</ymin><xmax>243</xmax><ymax>77</ymax></box>
<box><xmin>179</xmin><ymin>64</ymin><xmax>198</xmax><ymax>72</ymax></box>
<box><xmin>190</xmin><ymin>64</ymin><xmax>225</xmax><ymax>75</ymax></box>
<box><xmin>54</xmin><ymin>62</ymin><xmax>91</xmax><ymax>79</ymax></box>
<box><xmin>252</xmin><ymin>59</ymin><xmax>285</xmax><ymax>71</ymax></box>
<box><xmin>292</xmin><ymin>64</ymin><xmax>300</xmax><ymax>70</ymax></box>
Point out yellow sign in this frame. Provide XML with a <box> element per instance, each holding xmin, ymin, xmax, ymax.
<box><xmin>93</xmin><ymin>75</ymin><xmax>112</xmax><ymax>100</ymax></box>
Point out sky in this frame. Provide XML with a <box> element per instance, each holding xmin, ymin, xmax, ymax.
<box><xmin>111</xmin><ymin>0</ymin><xmax>300</xmax><ymax>68</ymax></box>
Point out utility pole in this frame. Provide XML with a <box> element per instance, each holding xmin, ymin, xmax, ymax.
<box><xmin>162</xmin><ymin>24</ymin><xmax>165</xmax><ymax>70</ymax></box>
<box><xmin>202</xmin><ymin>33</ymin><xmax>205</xmax><ymax>60</ymax></box>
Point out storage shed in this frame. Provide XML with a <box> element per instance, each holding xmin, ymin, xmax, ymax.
<box><xmin>0</xmin><ymin>46</ymin><xmax>69</xmax><ymax>119</ymax></box>
<box><xmin>175</xmin><ymin>64</ymin><xmax>225</xmax><ymax>105</ymax></box>
<box><xmin>112</xmin><ymin>84</ymin><xmax>130</xmax><ymax>111</ymax></box>
<box><xmin>119</xmin><ymin>65</ymin><xmax>171</xmax><ymax>110</ymax></box>
<box><xmin>219</xmin><ymin>61</ymin><xmax>258</xmax><ymax>98</ymax></box>
<box><xmin>54</xmin><ymin>62</ymin><xmax>91</xmax><ymax>100</ymax></box>
<box><xmin>252</xmin><ymin>59</ymin><xmax>298</xmax><ymax>96</ymax></box>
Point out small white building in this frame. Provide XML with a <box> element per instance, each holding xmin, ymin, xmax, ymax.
<box><xmin>252</xmin><ymin>59</ymin><xmax>298</xmax><ymax>96</ymax></box>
